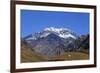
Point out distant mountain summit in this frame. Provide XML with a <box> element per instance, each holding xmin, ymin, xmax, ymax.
<box><xmin>23</xmin><ymin>27</ymin><xmax>89</xmax><ymax>57</ymax></box>
<box><xmin>25</xmin><ymin>27</ymin><xmax>78</xmax><ymax>41</ymax></box>
<box><xmin>44</xmin><ymin>27</ymin><xmax>78</xmax><ymax>39</ymax></box>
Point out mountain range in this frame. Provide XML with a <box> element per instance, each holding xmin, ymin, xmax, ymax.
<box><xmin>22</xmin><ymin>27</ymin><xmax>89</xmax><ymax>58</ymax></box>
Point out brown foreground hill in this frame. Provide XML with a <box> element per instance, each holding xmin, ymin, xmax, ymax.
<box><xmin>21</xmin><ymin>43</ymin><xmax>89</xmax><ymax>63</ymax></box>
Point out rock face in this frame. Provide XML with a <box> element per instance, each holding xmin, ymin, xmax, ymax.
<box><xmin>23</xmin><ymin>27</ymin><xmax>89</xmax><ymax>57</ymax></box>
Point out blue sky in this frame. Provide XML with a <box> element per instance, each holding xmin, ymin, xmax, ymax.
<box><xmin>21</xmin><ymin>10</ymin><xmax>89</xmax><ymax>37</ymax></box>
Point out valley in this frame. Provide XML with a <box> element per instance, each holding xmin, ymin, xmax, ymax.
<box><xmin>21</xmin><ymin>27</ymin><xmax>89</xmax><ymax>63</ymax></box>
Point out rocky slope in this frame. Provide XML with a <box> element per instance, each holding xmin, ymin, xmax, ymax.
<box><xmin>22</xmin><ymin>27</ymin><xmax>89</xmax><ymax>58</ymax></box>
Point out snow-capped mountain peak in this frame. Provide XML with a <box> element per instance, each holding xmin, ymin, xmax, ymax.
<box><xmin>44</xmin><ymin>27</ymin><xmax>68</xmax><ymax>33</ymax></box>
<box><xmin>25</xmin><ymin>27</ymin><xmax>78</xmax><ymax>41</ymax></box>
<box><xmin>43</xmin><ymin>27</ymin><xmax>77</xmax><ymax>39</ymax></box>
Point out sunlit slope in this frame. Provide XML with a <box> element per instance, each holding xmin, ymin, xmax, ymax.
<box><xmin>51</xmin><ymin>52</ymin><xmax>89</xmax><ymax>61</ymax></box>
<box><xmin>21</xmin><ymin>41</ymin><xmax>49</xmax><ymax>62</ymax></box>
<box><xmin>21</xmin><ymin>47</ymin><xmax>89</xmax><ymax>62</ymax></box>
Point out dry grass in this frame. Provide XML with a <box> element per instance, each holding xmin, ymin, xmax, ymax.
<box><xmin>21</xmin><ymin>46</ymin><xmax>89</xmax><ymax>62</ymax></box>
<box><xmin>21</xmin><ymin>47</ymin><xmax>49</xmax><ymax>62</ymax></box>
<box><xmin>51</xmin><ymin>52</ymin><xmax>89</xmax><ymax>61</ymax></box>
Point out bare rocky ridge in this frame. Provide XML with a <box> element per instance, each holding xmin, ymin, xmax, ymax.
<box><xmin>23</xmin><ymin>27</ymin><xmax>89</xmax><ymax>58</ymax></box>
